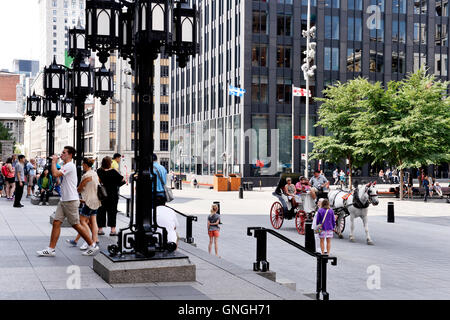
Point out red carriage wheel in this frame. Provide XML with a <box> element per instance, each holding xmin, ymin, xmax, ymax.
<box><xmin>295</xmin><ymin>211</ymin><xmax>306</xmax><ymax>235</ymax></box>
<box><xmin>270</xmin><ymin>202</ymin><xmax>284</xmax><ymax>229</ymax></box>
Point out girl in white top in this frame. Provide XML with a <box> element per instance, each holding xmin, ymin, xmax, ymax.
<box><xmin>67</xmin><ymin>158</ymin><xmax>101</xmax><ymax>249</ymax></box>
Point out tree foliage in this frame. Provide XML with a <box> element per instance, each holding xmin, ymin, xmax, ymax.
<box><xmin>0</xmin><ymin>122</ymin><xmax>13</xmax><ymax>141</ymax></box>
<box><xmin>310</xmin><ymin>78</ymin><xmax>376</xmax><ymax>186</ymax></box>
<box><xmin>312</xmin><ymin>69</ymin><xmax>450</xmax><ymax>193</ymax></box>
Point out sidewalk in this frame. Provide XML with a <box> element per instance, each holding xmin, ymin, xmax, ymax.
<box><xmin>0</xmin><ymin>196</ymin><xmax>309</xmax><ymax>300</ymax></box>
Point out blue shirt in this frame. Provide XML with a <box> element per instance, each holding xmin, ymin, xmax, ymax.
<box><xmin>152</xmin><ymin>162</ymin><xmax>167</xmax><ymax>193</ymax></box>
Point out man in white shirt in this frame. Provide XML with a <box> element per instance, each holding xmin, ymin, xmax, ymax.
<box><xmin>156</xmin><ymin>205</ymin><xmax>179</xmax><ymax>250</ymax></box>
<box><xmin>37</xmin><ymin>146</ymin><xmax>99</xmax><ymax>257</ymax></box>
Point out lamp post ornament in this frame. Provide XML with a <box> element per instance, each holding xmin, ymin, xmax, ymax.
<box><xmin>85</xmin><ymin>0</ymin><xmax>199</xmax><ymax>259</ymax></box>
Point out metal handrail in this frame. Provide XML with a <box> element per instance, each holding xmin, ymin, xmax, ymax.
<box><xmin>118</xmin><ymin>194</ymin><xmax>131</xmax><ymax>218</ymax></box>
<box><xmin>165</xmin><ymin>205</ymin><xmax>198</xmax><ymax>244</ymax></box>
<box><xmin>247</xmin><ymin>226</ymin><xmax>337</xmax><ymax>301</ymax></box>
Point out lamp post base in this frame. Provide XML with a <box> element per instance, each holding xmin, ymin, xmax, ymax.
<box><xmin>93</xmin><ymin>251</ymin><xmax>196</xmax><ymax>284</ymax></box>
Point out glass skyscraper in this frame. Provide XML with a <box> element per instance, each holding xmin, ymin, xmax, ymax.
<box><xmin>170</xmin><ymin>0</ymin><xmax>450</xmax><ymax>181</ymax></box>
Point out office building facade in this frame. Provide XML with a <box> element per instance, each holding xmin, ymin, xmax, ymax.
<box><xmin>170</xmin><ymin>0</ymin><xmax>450</xmax><ymax>181</ymax></box>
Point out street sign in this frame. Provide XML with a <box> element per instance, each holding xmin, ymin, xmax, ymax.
<box><xmin>294</xmin><ymin>135</ymin><xmax>306</xmax><ymax>140</ymax></box>
<box><xmin>301</xmin><ymin>153</ymin><xmax>306</xmax><ymax>160</ymax></box>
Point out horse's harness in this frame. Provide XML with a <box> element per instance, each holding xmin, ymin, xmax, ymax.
<box><xmin>331</xmin><ymin>187</ymin><xmax>377</xmax><ymax>211</ymax></box>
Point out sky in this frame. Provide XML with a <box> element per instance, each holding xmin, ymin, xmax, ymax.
<box><xmin>0</xmin><ymin>0</ymin><xmax>41</xmax><ymax>71</ymax></box>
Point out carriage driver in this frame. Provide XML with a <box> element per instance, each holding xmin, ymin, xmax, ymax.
<box><xmin>309</xmin><ymin>170</ymin><xmax>330</xmax><ymax>200</ymax></box>
<box><xmin>283</xmin><ymin>177</ymin><xmax>298</xmax><ymax>209</ymax></box>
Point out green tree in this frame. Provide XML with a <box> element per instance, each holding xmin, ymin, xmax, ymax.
<box><xmin>355</xmin><ymin>69</ymin><xmax>450</xmax><ymax>199</ymax></box>
<box><xmin>311</xmin><ymin>78</ymin><xmax>376</xmax><ymax>187</ymax></box>
<box><xmin>0</xmin><ymin>122</ymin><xmax>13</xmax><ymax>141</ymax></box>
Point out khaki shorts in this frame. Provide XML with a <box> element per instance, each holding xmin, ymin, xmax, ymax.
<box><xmin>55</xmin><ymin>200</ymin><xmax>80</xmax><ymax>226</ymax></box>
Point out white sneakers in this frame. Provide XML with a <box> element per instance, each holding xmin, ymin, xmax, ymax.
<box><xmin>82</xmin><ymin>245</ymin><xmax>100</xmax><ymax>256</ymax></box>
<box><xmin>38</xmin><ymin>242</ymin><xmax>99</xmax><ymax>257</ymax></box>
<box><xmin>36</xmin><ymin>248</ymin><xmax>56</xmax><ymax>257</ymax></box>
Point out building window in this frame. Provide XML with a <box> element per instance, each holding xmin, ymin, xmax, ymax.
<box><xmin>348</xmin><ymin>0</ymin><xmax>362</xmax><ymax>10</ymax></box>
<box><xmin>160</xmin><ymin>121</ymin><xmax>169</xmax><ymax>133</ymax></box>
<box><xmin>325</xmin><ymin>15</ymin><xmax>340</xmax><ymax>40</ymax></box>
<box><xmin>324</xmin><ymin>47</ymin><xmax>339</xmax><ymax>71</ymax></box>
<box><xmin>251</xmin><ymin>75</ymin><xmax>268</xmax><ymax>104</ymax></box>
<box><xmin>392</xmin><ymin>20</ymin><xmax>406</xmax><ymax>44</ymax></box>
<box><xmin>161</xmin><ymin>65</ymin><xmax>169</xmax><ymax>77</ymax></box>
<box><xmin>53</xmin><ymin>0</ymin><xmax>57</xmax><ymax>7</ymax></box>
<box><xmin>370</xmin><ymin>50</ymin><xmax>384</xmax><ymax>73</ymax></box>
<box><xmin>392</xmin><ymin>51</ymin><xmax>406</xmax><ymax>73</ymax></box>
<box><xmin>348</xmin><ymin>17</ymin><xmax>362</xmax><ymax>41</ymax></box>
<box><xmin>325</xmin><ymin>0</ymin><xmax>340</xmax><ymax>8</ymax></box>
<box><xmin>252</xmin><ymin>44</ymin><xmax>267</xmax><ymax>67</ymax></box>
<box><xmin>392</xmin><ymin>0</ymin><xmax>406</xmax><ymax>14</ymax></box>
<box><xmin>252</xmin><ymin>11</ymin><xmax>268</xmax><ymax>35</ymax></box>
<box><xmin>347</xmin><ymin>48</ymin><xmax>362</xmax><ymax>72</ymax></box>
<box><xmin>276</xmin><ymin>78</ymin><xmax>292</xmax><ymax>104</ymax></box>
<box><xmin>160</xmin><ymin>140</ymin><xmax>169</xmax><ymax>151</ymax></box>
<box><xmin>161</xmin><ymin>84</ymin><xmax>168</xmax><ymax>96</ymax></box>
<box><xmin>277</xmin><ymin>46</ymin><xmax>292</xmax><ymax>68</ymax></box>
<box><xmin>161</xmin><ymin>103</ymin><xmax>169</xmax><ymax>114</ymax></box>
<box><xmin>414</xmin><ymin>23</ymin><xmax>427</xmax><ymax>45</ymax></box>
<box><xmin>277</xmin><ymin>14</ymin><xmax>292</xmax><ymax>36</ymax></box>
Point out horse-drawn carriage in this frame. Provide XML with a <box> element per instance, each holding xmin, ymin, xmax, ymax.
<box><xmin>270</xmin><ymin>173</ymin><xmax>347</xmax><ymax>236</ymax></box>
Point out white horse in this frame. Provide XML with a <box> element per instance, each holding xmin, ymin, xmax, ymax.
<box><xmin>328</xmin><ymin>182</ymin><xmax>379</xmax><ymax>245</ymax></box>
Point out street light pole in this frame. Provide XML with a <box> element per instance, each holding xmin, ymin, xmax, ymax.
<box><xmin>302</xmin><ymin>0</ymin><xmax>316</xmax><ymax>179</ymax></box>
<box><xmin>85</xmin><ymin>0</ymin><xmax>198</xmax><ymax>259</ymax></box>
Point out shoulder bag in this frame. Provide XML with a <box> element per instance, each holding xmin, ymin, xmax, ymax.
<box><xmin>155</xmin><ymin>169</ymin><xmax>174</xmax><ymax>202</ymax></box>
<box><xmin>314</xmin><ymin>209</ymin><xmax>330</xmax><ymax>234</ymax></box>
<box><xmin>97</xmin><ymin>171</ymin><xmax>108</xmax><ymax>201</ymax></box>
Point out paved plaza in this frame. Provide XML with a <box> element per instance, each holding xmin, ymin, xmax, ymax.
<box><xmin>0</xmin><ymin>193</ymin><xmax>308</xmax><ymax>300</ymax></box>
<box><xmin>0</xmin><ymin>182</ymin><xmax>448</xmax><ymax>300</ymax></box>
<box><xmin>162</xmin><ymin>184</ymin><xmax>450</xmax><ymax>300</ymax></box>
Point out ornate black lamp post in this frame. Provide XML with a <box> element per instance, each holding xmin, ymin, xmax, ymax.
<box><xmin>85</xmin><ymin>0</ymin><xmax>198</xmax><ymax>259</ymax></box>
<box><xmin>67</xmin><ymin>21</ymin><xmax>113</xmax><ymax>181</ymax></box>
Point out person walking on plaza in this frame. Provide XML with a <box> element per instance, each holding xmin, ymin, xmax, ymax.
<box><xmin>423</xmin><ymin>174</ymin><xmax>430</xmax><ymax>202</ymax></box>
<box><xmin>3</xmin><ymin>157</ymin><xmax>15</xmax><ymax>200</ymax></box>
<box><xmin>67</xmin><ymin>158</ymin><xmax>101</xmax><ymax>249</ymax></box>
<box><xmin>13</xmin><ymin>155</ymin><xmax>26</xmax><ymax>208</ymax></box>
<box><xmin>26</xmin><ymin>158</ymin><xmax>37</xmax><ymax>198</ymax></box>
<box><xmin>208</xmin><ymin>204</ymin><xmax>221</xmax><ymax>257</ymax></box>
<box><xmin>315</xmin><ymin>199</ymin><xmax>335</xmax><ymax>255</ymax></box>
<box><xmin>37</xmin><ymin>169</ymin><xmax>53</xmax><ymax>205</ymax></box>
<box><xmin>312</xmin><ymin>198</ymin><xmax>324</xmax><ymax>253</ymax></box>
<box><xmin>339</xmin><ymin>169</ymin><xmax>346</xmax><ymax>188</ymax></box>
<box><xmin>37</xmin><ymin>146</ymin><xmax>99</xmax><ymax>257</ymax></box>
<box><xmin>111</xmin><ymin>153</ymin><xmax>121</xmax><ymax>172</ymax></box>
<box><xmin>333</xmin><ymin>168</ymin><xmax>339</xmax><ymax>185</ymax></box>
<box><xmin>152</xmin><ymin>154</ymin><xmax>168</xmax><ymax>200</ymax></box>
<box><xmin>97</xmin><ymin>156</ymin><xmax>126</xmax><ymax>236</ymax></box>
<box><xmin>407</xmin><ymin>171</ymin><xmax>414</xmax><ymax>199</ymax></box>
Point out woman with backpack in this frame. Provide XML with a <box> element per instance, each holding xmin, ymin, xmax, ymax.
<box><xmin>3</xmin><ymin>158</ymin><xmax>15</xmax><ymax>200</ymax></box>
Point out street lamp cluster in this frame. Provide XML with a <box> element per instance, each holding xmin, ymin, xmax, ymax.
<box><xmin>83</xmin><ymin>0</ymin><xmax>199</xmax><ymax>259</ymax></box>
<box><xmin>301</xmin><ymin>0</ymin><xmax>317</xmax><ymax>179</ymax></box>
<box><xmin>26</xmin><ymin>21</ymin><xmax>114</xmax><ymax>177</ymax></box>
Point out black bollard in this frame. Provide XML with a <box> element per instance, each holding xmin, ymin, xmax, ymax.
<box><xmin>387</xmin><ymin>202</ymin><xmax>395</xmax><ymax>223</ymax></box>
<box><xmin>305</xmin><ymin>219</ymin><xmax>316</xmax><ymax>252</ymax></box>
<box><xmin>239</xmin><ymin>186</ymin><xmax>244</xmax><ymax>199</ymax></box>
<box><xmin>213</xmin><ymin>201</ymin><xmax>221</xmax><ymax>215</ymax></box>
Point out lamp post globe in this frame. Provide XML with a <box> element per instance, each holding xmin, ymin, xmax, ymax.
<box><xmin>94</xmin><ymin>64</ymin><xmax>114</xmax><ymax>105</ymax></box>
<box><xmin>85</xmin><ymin>0</ymin><xmax>122</xmax><ymax>64</ymax></box>
<box><xmin>26</xmin><ymin>91</ymin><xmax>42</xmax><ymax>121</ymax></box>
<box><xmin>61</xmin><ymin>98</ymin><xmax>75</xmax><ymax>123</ymax></box>
<box><xmin>44</xmin><ymin>57</ymin><xmax>66</xmax><ymax>100</ymax></box>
